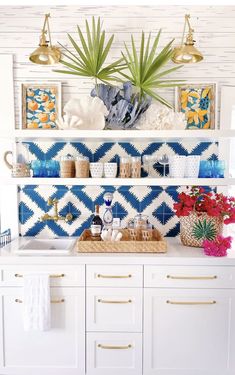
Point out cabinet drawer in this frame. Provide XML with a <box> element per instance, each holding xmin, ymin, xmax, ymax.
<box><xmin>86</xmin><ymin>265</ymin><xmax>143</xmax><ymax>287</ymax></box>
<box><xmin>0</xmin><ymin>265</ymin><xmax>85</xmax><ymax>287</ymax></box>
<box><xmin>87</xmin><ymin>288</ymin><xmax>142</xmax><ymax>332</ymax></box>
<box><xmin>144</xmin><ymin>265</ymin><xmax>235</xmax><ymax>289</ymax></box>
<box><xmin>87</xmin><ymin>332</ymin><xmax>142</xmax><ymax>375</ymax></box>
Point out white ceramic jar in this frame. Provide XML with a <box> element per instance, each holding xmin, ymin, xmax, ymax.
<box><xmin>104</xmin><ymin>162</ymin><xmax>117</xmax><ymax>178</ymax></box>
<box><xmin>90</xmin><ymin>162</ymin><xmax>103</xmax><ymax>178</ymax></box>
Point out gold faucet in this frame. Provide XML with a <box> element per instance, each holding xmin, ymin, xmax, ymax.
<box><xmin>40</xmin><ymin>198</ymin><xmax>73</xmax><ymax>222</ymax></box>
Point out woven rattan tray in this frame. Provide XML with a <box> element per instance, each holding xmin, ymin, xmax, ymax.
<box><xmin>76</xmin><ymin>229</ymin><xmax>167</xmax><ymax>253</ymax></box>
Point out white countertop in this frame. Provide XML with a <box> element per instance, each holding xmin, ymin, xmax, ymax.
<box><xmin>0</xmin><ymin>237</ymin><xmax>235</xmax><ymax>266</ymax></box>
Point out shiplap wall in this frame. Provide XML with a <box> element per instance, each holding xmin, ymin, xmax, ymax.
<box><xmin>0</xmin><ymin>5</ymin><xmax>235</xmax><ymax>127</ymax></box>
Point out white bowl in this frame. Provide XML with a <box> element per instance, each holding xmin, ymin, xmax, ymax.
<box><xmin>89</xmin><ymin>162</ymin><xmax>103</xmax><ymax>178</ymax></box>
<box><xmin>104</xmin><ymin>162</ymin><xmax>117</xmax><ymax>178</ymax></box>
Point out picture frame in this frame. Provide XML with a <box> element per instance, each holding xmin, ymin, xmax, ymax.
<box><xmin>20</xmin><ymin>81</ymin><xmax>62</xmax><ymax>129</ymax></box>
<box><xmin>175</xmin><ymin>82</ymin><xmax>217</xmax><ymax>130</ymax></box>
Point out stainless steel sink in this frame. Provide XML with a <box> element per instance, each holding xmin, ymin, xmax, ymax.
<box><xmin>15</xmin><ymin>238</ymin><xmax>75</xmax><ymax>255</ymax></box>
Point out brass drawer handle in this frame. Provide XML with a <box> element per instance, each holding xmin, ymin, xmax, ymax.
<box><xmin>15</xmin><ymin>298</ymin><xmax>65</xmax><ymax>304</ymax></box>
<box><xmin>14</xmin><ymin>273</ymin><xmax>65</xmax><ymax>278</ymax></box>
<box><xmin>98</xmin><ymin>299</ymin><xmax>132</xmax><ymax>304</ymax></box>
<box><xmin>97</xmin><ymin>274</ymin><xmax>132</xmax><ymax>279</ymax></box>
<box><xmin>167</xmin><ymin>275</ymin><xmax>217</xmax><ymax>280</ymax></box>
<box><xmin>167</xmin><ymin>300</ymin><xmax>216</xmax><ymax>305</ymax></box>
<box><xmin>98</xmin><ymin>344</ymin><xmax>132</xmax><ymax>350</ymax></box>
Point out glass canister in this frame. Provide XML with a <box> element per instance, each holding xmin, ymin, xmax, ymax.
<box><xmin>119</xmin><ymin>157</ymin><xmax>131</xmax><ymax>178</ymax></box>
<box><xmin>131</xmin><ymin>156</ymin><xmax>141</xmax><ymax>178</ymax></box>
<box><xmin>75</xmin><ymin>155</ymin><xmax>89</xmax><ymax>178</ymax></box>
<box><xmin>60</xmin><ymin>154</ymin><xmax>75</xmax><ymax>178</ymax></box>
<box><xmin>134</xmin><ymin>214</ymin><xmax>148</xmax><ymax>229</ymax></box>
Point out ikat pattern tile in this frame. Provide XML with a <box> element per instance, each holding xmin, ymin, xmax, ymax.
<box><xmin>18</xmin><ymin>141</ymin><xmax>218</xmax><ymax>238</ymax></box>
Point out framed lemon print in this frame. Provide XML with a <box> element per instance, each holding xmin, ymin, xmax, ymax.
<box><xmin>175</xmin><ymin>82</ymin><xmax>217</xmax><ymax>129</ymax></box>
<box><xmin>21</xmin><ymin>82</ymin><xmax>61</xmax><ymax>129</ymax></box>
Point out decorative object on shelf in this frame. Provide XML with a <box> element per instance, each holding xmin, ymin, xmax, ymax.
<box><xmin>29</xmin><ymin>13</ymin><xmax>61</xmax><ymax>65</ymax></box>
<box><xmin>142</xmin><ymin>154</ymin><xmax>157</xmax><ymax>177</ymax></box>
<box><xmin>31</xmin><ymin>160</ymin><xmax>60</xmax><ymax>177</ymax></box>
<box><xmin>169</xmin><ymin>155</ymin><xmax>186</xmax><ymax>178</ymax></box>
<box><xmin>77</xmin><ymin>228</ymin><xmax>167</xmax><ymax>253</ymax></box>
<box><xmin>75</xmin><ymin>155</ymin><xmax>89</xmax><ymax>178</ymax></box>
<box><xmin>119</xmin><ymin>157</ymin><xmax>131</xmax><ymax>178</ymax></box>
<box><xmin>56</xmin><ymin>114</ymin><xmax>80</xmax><ymax>130</ymax></box>
<box><xmin>174</xmin><ymin>187</ymin><xmax>235</xmax><ymax>247</ymax></box>
<box><xmin>131</xmin><ymin>157</ymin><xmax>141</xmax><ymax>178</ymax></box>
<box><xmin>90</xmin><ymin>162</ymin><xmax>104</xmax><ymax>178</ymax></box>
<box><xmin>59</xmin><ymin>154</ymin><xmax>75</xmax><ymax>178</ymax></box>
<box><xmin>120</xmin><ymin>30</ymin><xmax>183</xmax><ymax>108</ymax></box>
<box><xmin>62</xmin><ymin>96</ymin><xmax>108</xmax><ymax>130</ymax></box>
<box><xmin>21</xmin><ymin>82</ymin><xmax>61</xmax><ymax>129</ymax></box>
<box><xmin>104</xmin><ymin>162</ymin><xmax>117</xmax><ymax>178</ymax></box>
<box><xmin>203</xmin><ymin>235</ymin><xmax>233</xmax><ymax>257</ymax></box>
<box><xmin>158</xmin><ymin>154</ymin><xmax>169</xmax><ymax>177</ymax></box>
<box><xmin>185</xmin><ymin>155</ymin><xmax>200</xmax><ymax>178</ymax></box>
<box><xmin>199</xmin><ymin>159</ymin><xmax>225</xmax><ymax>178</ymax></box>
<box><xmin>175</xmin><ymin>82</ymin><xmax>217</xmax><ymax>129</ymax></box>
<box><xmin>136</xmin><ymin>102</ymin><xmax>186</xmax><ymax>130</ymax></box>
<box><xmin>172</xmin><ymin>14</ymin><xmax>203</xmax><ymax>64</ymax></box>
<box><xmin>91</xmin><ymin>82</ymin><xmax>150</xmax><ymax>129</ymax></box>
<box><xmin>3</xmin><ymin>143</ymin><xmax>30</xmax><ymax>177</ymax></box>
<box><xmin>103</xmin><ymin>192</ymin><xmax>114</xmax><ymax>229</ymax></box>
<box><xmin>54</xmin><ymin>16</ymin><xmax>125</xmax><ymax>84</ymax></box>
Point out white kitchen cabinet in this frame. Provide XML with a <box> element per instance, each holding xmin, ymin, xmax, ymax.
<box><xmin>0</xmin><ymin>287</ymin><xmax>85</xmax><ymax>375</ymax></box>
<box><xmin>144</xmin><ymin>288</ymin><xmax>235</xmax><ymax>375</ymax></box>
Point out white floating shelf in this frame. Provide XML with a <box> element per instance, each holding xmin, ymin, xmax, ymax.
<box><xmin>1</xmin><ymin>129</ymin><xmax>235</xmax><ymax>142</ymax></box>
<box><xmin>2</xmin><ymin>177</ymin><xmax>235</xmax><ymax>186</ymax></box>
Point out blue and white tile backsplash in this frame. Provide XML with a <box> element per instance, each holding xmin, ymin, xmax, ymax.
<box><xmin>18</xmin><ymin>140</ymin><xmax>218</xmax><ymax>238</ymax></box>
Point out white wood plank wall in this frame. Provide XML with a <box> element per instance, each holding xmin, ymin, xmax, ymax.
<box><xmin>0</xmin><ymin>5</ymin><xmax>235</xmax><ymax>127</ymax></box>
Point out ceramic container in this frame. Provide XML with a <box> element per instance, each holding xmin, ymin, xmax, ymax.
<box><xmin>90</xmin><ymin>162</ymin><xmax>104</xmax><ymax>178</ymax></box>
<box><xmin>185</xmin><ymin>155</ymin><xmax>200</xmax><ymax>178</ymax></box>
<box><xmin>169</xmin><ymin>155</ymin><xmax>186</xmax><ymax>178</ymax></box>
<box><xmin>104</xmin><ymin>162</ymin><xmax>117</xmax><ymax>178</ymax></box>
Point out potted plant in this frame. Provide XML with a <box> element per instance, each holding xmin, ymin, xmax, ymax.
<box><xmin>55</xmin><ymin>17</ymin><xmax>183</xmax><ymax>129</ymax></box>
<box><xmin>173</xmin><ymin>186</ymin><xmax>235</xmax><ymax>247</ymax></box>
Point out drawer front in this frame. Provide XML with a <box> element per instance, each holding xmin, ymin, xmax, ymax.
<box><xmin>0</xmin><ymin>265</ymin><xmax>85</xmax><ymax>287</ymax></box>
<box><xmin>87</xmin><ymin>332</ymin><xmax>142</xmax><ymax>375</ymax></box>
<box><xmin>87</xmin><ymin>288</ymin><xmax>142</xmax><ymax>332</ymax></box>
<box><xmin>144</xmin><ymin>265</ymin><xmax>235</xmax><ymax>289</ymax></box>
<box><xmin>86</xmin><ymin>265</ymin><xmax>143</xmax><ymax>287</ymax></box>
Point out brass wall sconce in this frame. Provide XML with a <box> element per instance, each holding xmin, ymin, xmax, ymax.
<box><xmin>172</xmin><ymin>14</ymin><xmax>203</xmax><ymax>64</ymax></box>
<box><xmin>29</xmin><ymin>13</ymin><xmax>61</xmax><ymax>65</ymax></box>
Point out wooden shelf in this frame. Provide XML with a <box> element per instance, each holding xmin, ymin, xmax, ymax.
<box><xmin>1</xmin><ymin>129</ymin><xmax>235</xmax><ymax>142</ymax></box>
<box><xmin>2</xmin><ymin>177</ymin><xmax>234</xmax><ymax>186</ymax></box>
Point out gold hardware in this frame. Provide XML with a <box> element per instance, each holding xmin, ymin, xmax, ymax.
<box><xmin>166</xmin><ymin>300</ymin><xmax>216</xmax><ymax>305</ymax></box>
<box><xmin>167</xmin><ymin>275</ymin><xmax>217</xmax><ymax>280</ymax></box>
<box><xmin>172</xmin><ymin>14</ymin><xmax>203</xmax><ymax>64</ymax></box>
<box><xmin>14</xmin><ymin>273</ymin><xmax>65</xmax><ymax>278</ymax></box>
<box><xmin>97</xmin><ymin>274</ymin><xmax>132</xmax><ymax>279</ymax></box>
<box><xmin>98</xmin><ymin>299</ymin><xmax>132</xmax><ymax>304</ymax></box>
<box><xmin>15</xmin><ymin>298</ymin><xmax>65</xmax><ymax>304</ymax></box>
<box><xmin>29</xmin><ymin>14</ymin><xmax>61</xmax><ymax>65</ymax></box>
<box><xmin>98</xmin><ymin>344</ymin><xmax>132</xmax><ymax>350</ymax></box>
<box><xmin>40</xmin><ymin>198</ymin><xmax>73</xmax><ymax>223</ymax></box>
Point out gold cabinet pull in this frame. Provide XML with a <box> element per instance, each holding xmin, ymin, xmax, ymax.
<box><xmin>98</xmin><ymin>344</ymin><xmax>132</xmax><ymax>350</ymax></box>
<box><xmin>98</xmin><ymin>299</ymin><xmax>132</xmax><ymax>304</ymax></box>
<box><xmin>166</xmin><ymin>275</ymin><xmax>217</xmax><ymax>280</ymax></box>
<box><xmin>14</xmin><ymin>273</ymin><xmax>65</xmax><ymax>278</ymax></box>
<box><xmin>97</xmin><ymin>274</ymin><xmax>132</xmax><ymax>279</ymax></box>
<box><xmin>166</xmin><ymin>300</ymin><xmax>216</xmax><ymax>305</ymax></box>
<box><xmin>15</xmin><ymin>298</ymin><xmax>65</xmax><ymax>304</ymax></box>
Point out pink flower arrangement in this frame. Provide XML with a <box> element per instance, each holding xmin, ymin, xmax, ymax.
<box><xmin>203</xmin><ymin>235</ymin><xmax>233</xmax><ymax>257</ymax></box>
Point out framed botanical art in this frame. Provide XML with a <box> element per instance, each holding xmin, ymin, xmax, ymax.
<box><xmin>175</xmin><ymin>82</ymin><xmax>217</xmax><ymax>129</ymax></box>
<box><xmin>21</xmin><ymin>82</ymin><xmax>61</xmax><ymax>129</ymax></box>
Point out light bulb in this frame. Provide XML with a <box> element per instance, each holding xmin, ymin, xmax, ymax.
<box><xmin>39</xmin><ymin>54</ymin><xmax>49</xmax><ymax>62</ymax></box>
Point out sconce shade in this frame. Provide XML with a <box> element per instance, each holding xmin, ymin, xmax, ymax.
<box><xmin>172</xmin><ymin>44</ymin><xmax>203</xmax><ymax>64</ymax></box>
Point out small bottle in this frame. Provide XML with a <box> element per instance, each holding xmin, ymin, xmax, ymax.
<box><xmin>91</xmin><ymin>205</ymin><xmax>103</xmax><ymax>238</ymax></box>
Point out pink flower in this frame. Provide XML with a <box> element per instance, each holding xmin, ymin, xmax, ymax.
<box><xmin>203</xmin><ymin>235</ymin><xmax>233</xmax><ymax>257</ymax></box>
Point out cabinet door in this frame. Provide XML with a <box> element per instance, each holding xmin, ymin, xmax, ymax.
<box><xmin>0</xmin><ymin>287</ymin><xmax>85</xmax><ymax>375</ymax></box>
<box><xmin>144</xmin><ymin>288</ymin><xmax>235</xmax><ymax>375</ymax></box>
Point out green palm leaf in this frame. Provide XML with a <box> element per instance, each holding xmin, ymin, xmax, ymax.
<box><xmin>54</xmin><ymin>17</ymin><xmax>125</xmax><ymax>84</ymax></box>
<box><xmin>192</xmin><ymin>219</ymin><xmax>217</xmax><ymax>241</ymax></box>
<box><xmin>120</xmin><ymin>31</ymin><xmax>184</xmax><ymax>107</ymax></box>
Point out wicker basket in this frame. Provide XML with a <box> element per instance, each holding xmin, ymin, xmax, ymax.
<box><xmin>76</xmin><ymin>229</ymin><xmax>167</xmax><ymax>253</ymax></box>
<box><xmin>180</xmin><ymin>212</ymin><xmax>224</xmax><ymax>248</ymax></box>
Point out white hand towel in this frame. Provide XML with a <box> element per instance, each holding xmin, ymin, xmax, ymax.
<box><xmin>23</xmin><ymin>273</ymin><xmax>51</xmax><ymax>331</ymax></box>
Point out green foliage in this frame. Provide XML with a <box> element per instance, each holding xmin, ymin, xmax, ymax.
<box><xmin>54</xmin><ymin>17</ymin><xmax>126</xmax><ymax>84</ymax></box>
<box><xmin>192</xmin><ymin>219</ymin><xmax>217</xmax><ymax>241</ymax></box>
<box><xmin>120</xmin><ymin>30</ymin><xmax>183</xmax><ymax>108</ymax></box>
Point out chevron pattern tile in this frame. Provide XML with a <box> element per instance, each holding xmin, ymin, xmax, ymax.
<box><xmin>18</xmin><ymin>141</ymin><xmax>218</xmax><ymax>238</ymax></box>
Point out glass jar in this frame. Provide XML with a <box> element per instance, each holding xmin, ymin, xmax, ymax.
<box><xmin>119</xmin><ymin>157</ymin><xmax>131</xmax><ymax>178</ymax></box>
<box><xmin>60</xmin><ymin>154</ymin><xmax>75</xmax><ymax>178</ymax></box>
<box><xmin>131</xmin><ymin>156</ymin><xmax>141</xmax><ymax>178</ymax></box>
<box><xmin>75</xmin><ymin>155</ymin><xmax>89</xmax><ymax>178</ymax></box>
<box><xmin>134</xmin><ymin>214</ymin><xmax>148</xmax><ymax>229</ymax></box>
